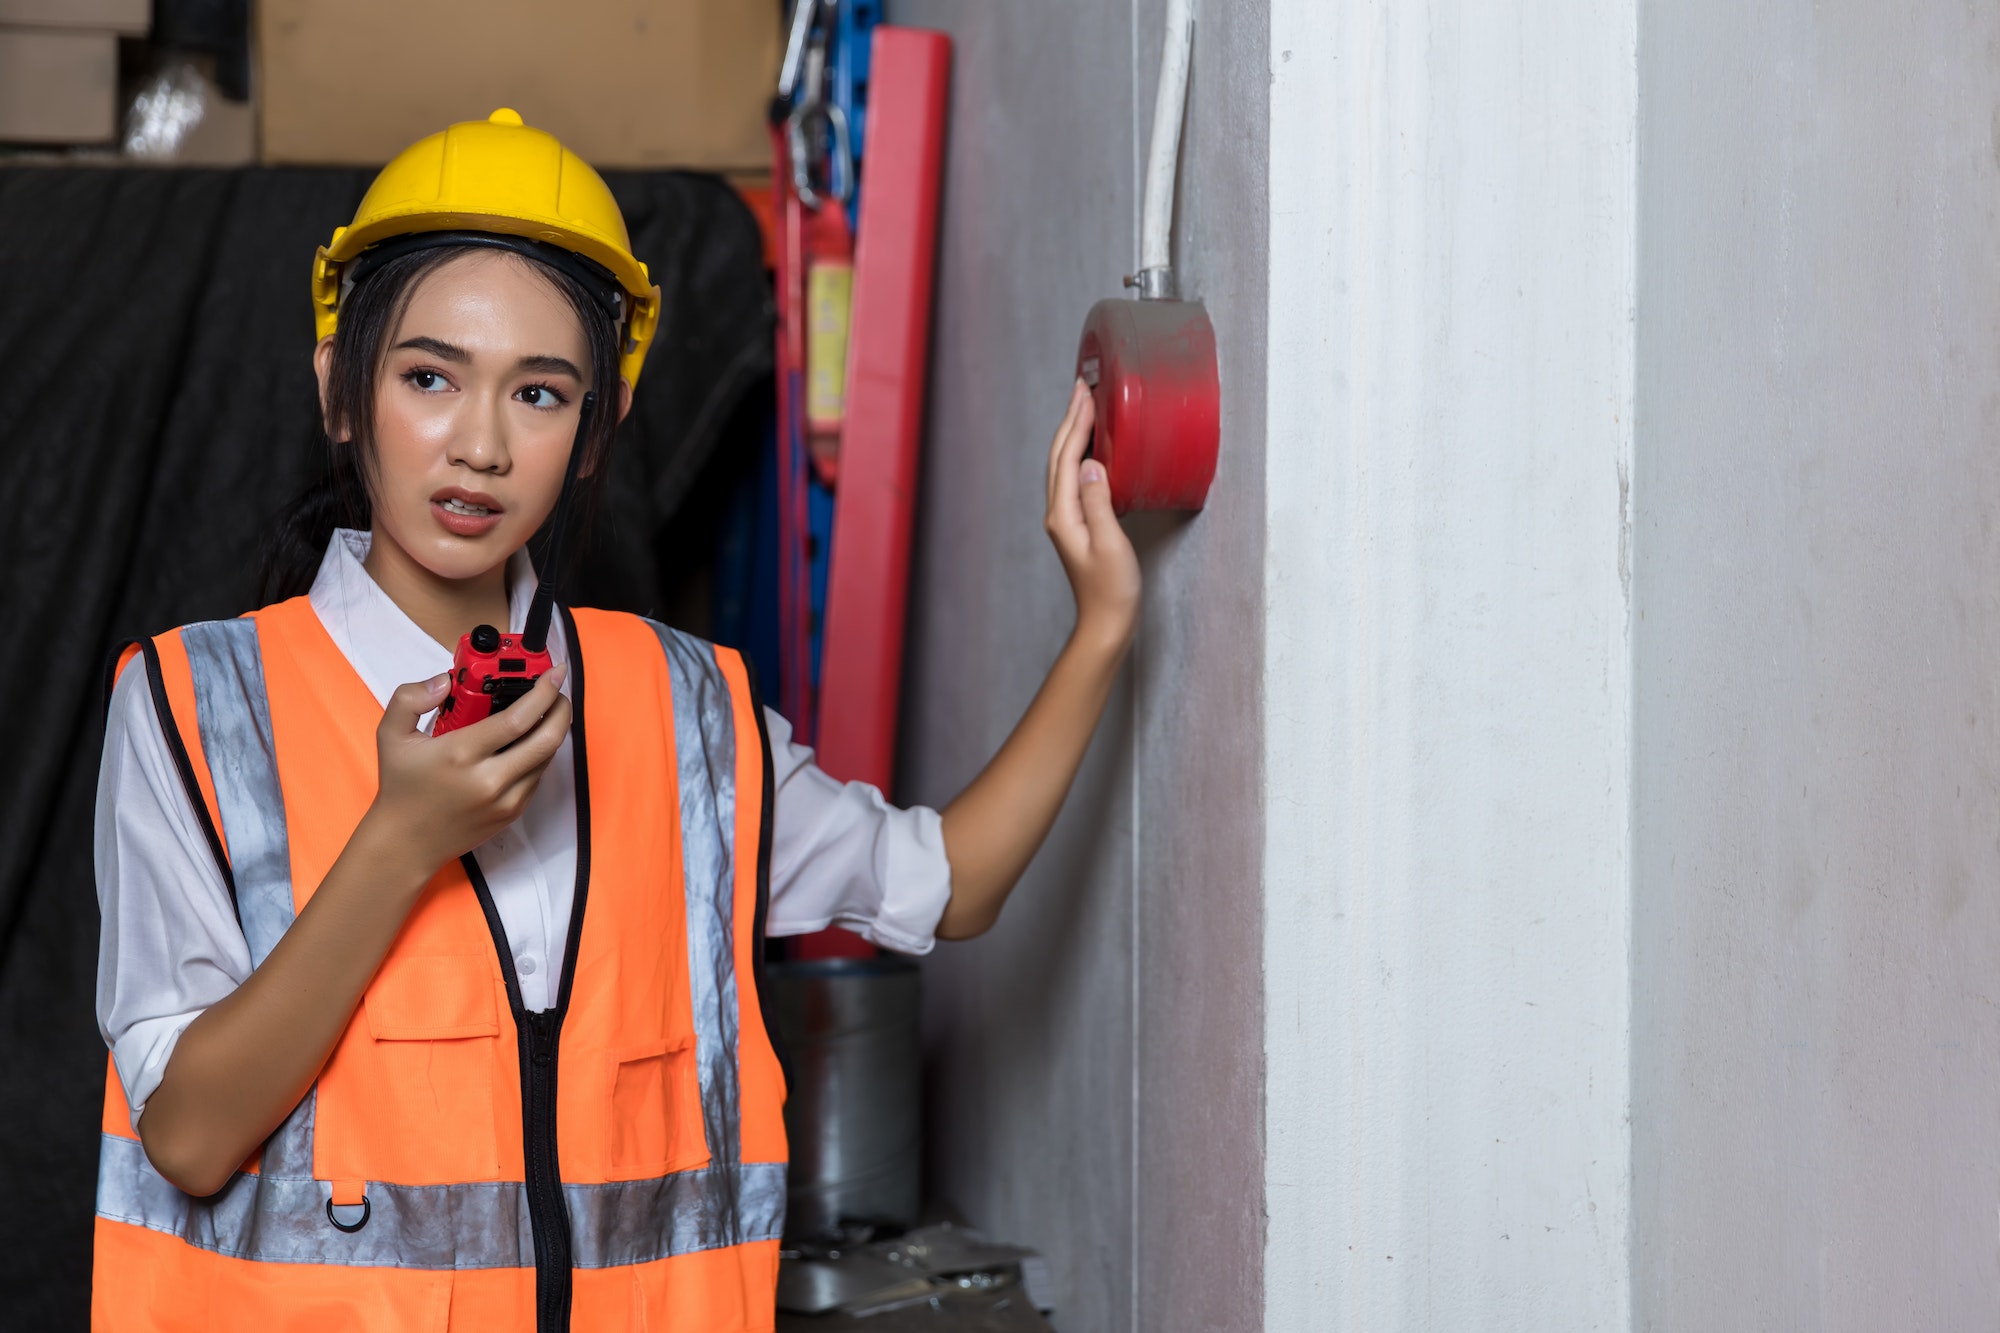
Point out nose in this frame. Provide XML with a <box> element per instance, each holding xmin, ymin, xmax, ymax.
<box><xmin>446</xmin><ymin>389</ymin><xmax>512</xmax><ymax>474</ymax></box>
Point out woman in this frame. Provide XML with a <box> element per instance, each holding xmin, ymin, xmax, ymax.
<box><xmin>91</xmin><ymin>111</ymin><xmax>1136</xmax><ymax>1330</ymax></box>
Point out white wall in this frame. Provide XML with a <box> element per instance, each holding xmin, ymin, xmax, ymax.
<box><xmin>1263</xmin><ymin>2</ymin><xmax>1638</xmax><ymax>1328</ymax></box>
<box><xmin>892</xmin><ymin>3</ymin><xmax>1268</xmax><ymax>1330</ymax></box>
<box><xmin>1632</xmin><ymin>3</ymin><xmax>2000</xmax><ymax>1325</ymax></box>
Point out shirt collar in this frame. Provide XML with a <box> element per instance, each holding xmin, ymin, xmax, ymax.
<box><xmin>307</xmin><ymin>528</ymin><xmax>566</xmax><ymax>708</ymax></box>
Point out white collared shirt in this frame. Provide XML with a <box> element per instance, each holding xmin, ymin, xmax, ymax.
<box><xmin>94</xmin><ymin>530</ymin><xmax>950</xmax><ymax>1125</ymax></box>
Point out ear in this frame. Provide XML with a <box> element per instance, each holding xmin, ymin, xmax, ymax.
<box><xmin>312</xmin><ymin>335</ymin><xmax>340</xmax><ymax>439</ymax></box>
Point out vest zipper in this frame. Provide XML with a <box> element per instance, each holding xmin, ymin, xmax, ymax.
<box><xmin>463</xmin><ymin>861</ymin><xmax>578</xmax><ymax>1333</ymax></box>
<box><xmin>520</xmin><ymin>1008</ymin><xmax>572</xmax><ymax>1332</ymax></box>
<box><xmin>461</xmin><ymin>607</ymin><xmax>593</xmax><ymax>1333</ymax></box>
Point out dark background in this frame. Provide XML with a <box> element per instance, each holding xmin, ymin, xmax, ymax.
<box><xmin>0</xmin><ymin>165</ymin><xmax>774</xmax><ymax>1325</ymax></box>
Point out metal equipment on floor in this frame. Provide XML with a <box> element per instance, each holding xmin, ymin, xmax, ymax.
<box><xmin>773</xmin><ymin>955</ymin><xmax>923</xmax><ymax>1239</ymax></box>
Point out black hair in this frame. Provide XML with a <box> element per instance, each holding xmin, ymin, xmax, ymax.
<box><xmin>257</xmin><ymin>243</ymin><xmax>625</xmax><ymax>605</ymax></box>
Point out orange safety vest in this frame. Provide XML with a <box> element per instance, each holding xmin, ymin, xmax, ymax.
<box><xmin>92</xmin><ymin>596</ymin><xmax>788</xmax><ymax>1332</ymax></box>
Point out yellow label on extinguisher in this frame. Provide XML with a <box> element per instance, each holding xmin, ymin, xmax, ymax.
<box><xmin>806</xmin><ymin>259</ymin><xmax>854</xmax><ymax>436</ymax></box>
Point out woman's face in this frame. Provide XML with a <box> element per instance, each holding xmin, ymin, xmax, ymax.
<box><xmin>324</xmin><ymin>250</ymin><xmax>594</xmax><ymax>585</ymax></box>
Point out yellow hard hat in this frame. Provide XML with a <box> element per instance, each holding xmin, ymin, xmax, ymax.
<box><xmin>312</xmin><ymin>108</ymin><xmax>662</xmax><ymax>386</ymax></box>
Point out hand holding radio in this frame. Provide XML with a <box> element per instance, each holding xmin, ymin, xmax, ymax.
<box><xmin>367</xmin><ymin>664</ymin><xmax>571</xmax><ymax>873</ymax></box>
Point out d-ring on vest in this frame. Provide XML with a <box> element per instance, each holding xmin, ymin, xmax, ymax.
<box><xmin>91</xmin><ymin>597</ymin><xmax>788</xmax><ymax>1332</ymax></box>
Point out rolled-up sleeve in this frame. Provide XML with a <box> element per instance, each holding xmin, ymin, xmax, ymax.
<box><xmin>762</xmin><ymin>708</ymin><xmax>952</xmax><ymax>955</ymax></box>
<box><xmin>95</xmin><ymin>661</ymin><xmax>253</xmax><ymax>1128</ymax></box>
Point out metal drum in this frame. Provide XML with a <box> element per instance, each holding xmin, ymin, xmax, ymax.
<box><xmin>770</xmin><ymin>955</ymin><xmax>922</xmax><ymax>1241</ymax></box>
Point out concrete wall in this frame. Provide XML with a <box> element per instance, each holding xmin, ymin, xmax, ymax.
<box><xmin>1263</xmin><ymin>2</ymin><xmax>1638</xmax><ymax>1328</ymax></box>
<box><xmin>892</xmin><ymin>3</ymin><xmax>1268</xmax><ymax>1330</ymax></box>
<box><xmin>1633</xmin><ymin>2</ymin><xmax>2000</xmax><ymax>1325</ymax></box>
<box><xmin>892</xmin><ymin>0</ymin><xmax>2000</xmax><ymax>1325</ymax></box>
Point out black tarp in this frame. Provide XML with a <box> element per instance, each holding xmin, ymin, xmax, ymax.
<box><xmin>0</xmin><ymin>166</ymin><xmax>772</xmax><ymax>1324</ymax></box>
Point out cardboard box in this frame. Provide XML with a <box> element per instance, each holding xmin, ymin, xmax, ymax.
<box><xmin>0</xmin><ymin>26</ymin><xmax>117</xmax><ymax>143</ymax></box>
<box><xmin>0</xmin><ymin>0</ymin><xmax>146</xmax><ymax>35</ymax></box>
<box><xmin>177</xmin><ymin>85</ymin><xmax>255</xmax><ymax>165</ymax></box>
<box><xmin>257</xmin><ymin>0</ymin><xmax>779</xmax><ymax>169</ymax></box>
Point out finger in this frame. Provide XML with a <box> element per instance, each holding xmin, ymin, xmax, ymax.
<box><xmin>1045</xmin><ymin>379</ymin><xmax>1085</xmax><ymax>504</ymax></box>
<box><xmin>458</xmin><ymin>664</ymin><xmax>569</xmax><ymax>755</ymax></box>
<box><xmin>1079</xmin><ymin>457</ymin><xmax>1121</xmax><ymax>544</ymax></box>
<box><xmin>383</xmin><ymin>674</ymin><xmax>451</xmax><ymax>737</ymax></box>
<box><xmin>485</xmin><ymin>693</ymin><xmax>573</xmax><ymax>782</ymax></box>
<box><xmin>1048</xmin><ymin>389</ymin><xmax>1094</xmax><ymax>538</ymax></box>
<box><xmin>515</xmin><ymin>692</ymin><xmax>574</xmax><ymax>766</ymax></box>
<box><xmin>1046</xmin><ymin>379</ymin><xmax>1089</xmax><ymax>512</ymax></box>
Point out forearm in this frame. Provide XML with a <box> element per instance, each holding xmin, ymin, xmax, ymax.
<box><xmin>139</xmin><ymin>811</ymin><xmax>432</xmax><ymax>1195</ymax></box>
<box><xmin>936</xmin><ymin>626</ymin><xmax>1128</xmax><ymax>939</ymax></box>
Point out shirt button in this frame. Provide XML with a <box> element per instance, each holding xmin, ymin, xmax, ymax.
<box><xmin>518</xmin><ymin>956</ymin><xmax>538</xmax><ymax>976</ymax></box>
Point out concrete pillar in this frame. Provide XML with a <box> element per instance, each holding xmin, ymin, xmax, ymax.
<box><xmin>1263</xmin><ymin>2</ymin><xmax>1638</xmax><ymax>1326</ymax></box>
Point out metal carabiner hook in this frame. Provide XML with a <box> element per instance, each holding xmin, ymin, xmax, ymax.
<box><xmin>786</xmin><ymin>25</ymin><xmax>853</xmax><ymax>211</ymax></box>
<box><xmin>787</xmin><ymin>101</ymin><xmax>854</xmax><ymax>211</ymax></box>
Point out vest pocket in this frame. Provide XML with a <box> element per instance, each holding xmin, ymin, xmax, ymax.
<box><xmin>317</xmin><ymin>954</ymin><xmax>504</xmax><ymax>1185</ymax></box>
<box><xmin>606</xmin><ymin>1035</ymin><xmax>711</xmax><ymax>1178</ymax></box>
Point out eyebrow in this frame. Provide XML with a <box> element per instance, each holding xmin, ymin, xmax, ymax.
<box><xmin>391</xmin><ymin>335</ymin><xmax>470</xmax><ymax>363</ymax></box>
<box><xmin>516</xmin><ymin>354</ymin><xmax>585</xmax><ymax>380</ymax></box>
<box><xmin>391</xmin><ymin>338</ymin><xmax>583</xmax><ymax>381</ymax></box>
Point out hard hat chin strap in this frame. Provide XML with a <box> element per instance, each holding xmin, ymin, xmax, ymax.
<box><xmin>339</xmin><ymin>230</ymin><xmax>628</xmax><ymax>330</ymax></box>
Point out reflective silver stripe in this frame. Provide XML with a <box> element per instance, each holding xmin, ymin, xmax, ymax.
<box><xmin>97</xmin><ymin>1132</ymin><xmax>534</xmax><ymax>1269</ymax></box>
<box><xmin>568</xmin><ymin>1162</ymin><xmax>785</xmax><ymax>1267</ymax></box>
<box><xmin>648</xmin><ymin>621</ymin><xmax>745</xmax><ymax>1167</ymax></box>
<box><xmin>178</xmin><ymin>619</ymin><xmax>319</xmax><ymax>1180</ymax></box>
<box><xmin>98</xmin><ymin>1134</ymin><xmax>783</xmax><ymax>1269</ymax></box>
<box><xmin>180</xmin><ymin>619</ymin><xmax>294</xmax><ymax>968</ymax></box>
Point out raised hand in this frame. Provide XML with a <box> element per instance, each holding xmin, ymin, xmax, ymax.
<box><xmin>1044</xmin><ymin>379</ymin><xmax>1142</xmax><ymax>653</ymax></box>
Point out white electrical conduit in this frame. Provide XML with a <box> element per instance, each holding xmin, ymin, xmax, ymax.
<box><xmin>1137</xmin><ymin>0</ymin><xmax>1195</xmax><ymax>297</ymax></box>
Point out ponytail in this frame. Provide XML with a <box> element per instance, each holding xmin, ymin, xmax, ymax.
<box><xmin>257</xmin><ymin>434</ymin><xmax>372</xmax><ymax>605</ymax></box>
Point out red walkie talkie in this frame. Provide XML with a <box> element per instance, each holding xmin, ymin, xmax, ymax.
<box><xmin>431</xmin><ymin>390</ymin><xmax>596</xmax><ymax>736</ymax></box>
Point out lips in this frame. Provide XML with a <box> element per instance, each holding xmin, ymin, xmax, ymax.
<box><xmin>430</xmin><ymin>487</ymin><xmax>504</xmax><ymax>538</ymax></box>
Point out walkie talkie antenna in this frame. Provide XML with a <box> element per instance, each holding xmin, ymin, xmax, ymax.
<box><xmin>521</xmin><ymin>390</ymin><xmax>597</xmax><ymax>654</ymax></box>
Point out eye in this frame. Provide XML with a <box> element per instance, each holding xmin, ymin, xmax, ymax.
<box><xmin>402</xmin><ymin>368</ymin><xmax>451</xmax><ymax>393</ymax></box>
<box><xmin>517</xmin><ymin>383</ymin><xmax>569</xmax><ymax>409</ymax></box>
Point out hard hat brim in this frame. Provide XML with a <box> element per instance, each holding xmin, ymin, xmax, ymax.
<box><xmin>313</xmin><ymin>225</ymin><xmax>662</xmax><ymax>386</ymax></box>
<box><xmin>342</xmin><ymin>231</ymin><xmax>629</xmax><ymax>326</ymax></box>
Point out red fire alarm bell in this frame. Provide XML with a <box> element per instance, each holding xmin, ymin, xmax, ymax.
<box><xmin>1074</xmin><ymin>0</ymin><xmax>1217</xmax><ymax>515</ymax></box>
<box><xmin>1076</xmin><ymin>297</ymin><xmax>1219</xmax><ymax>514</ymax></box>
